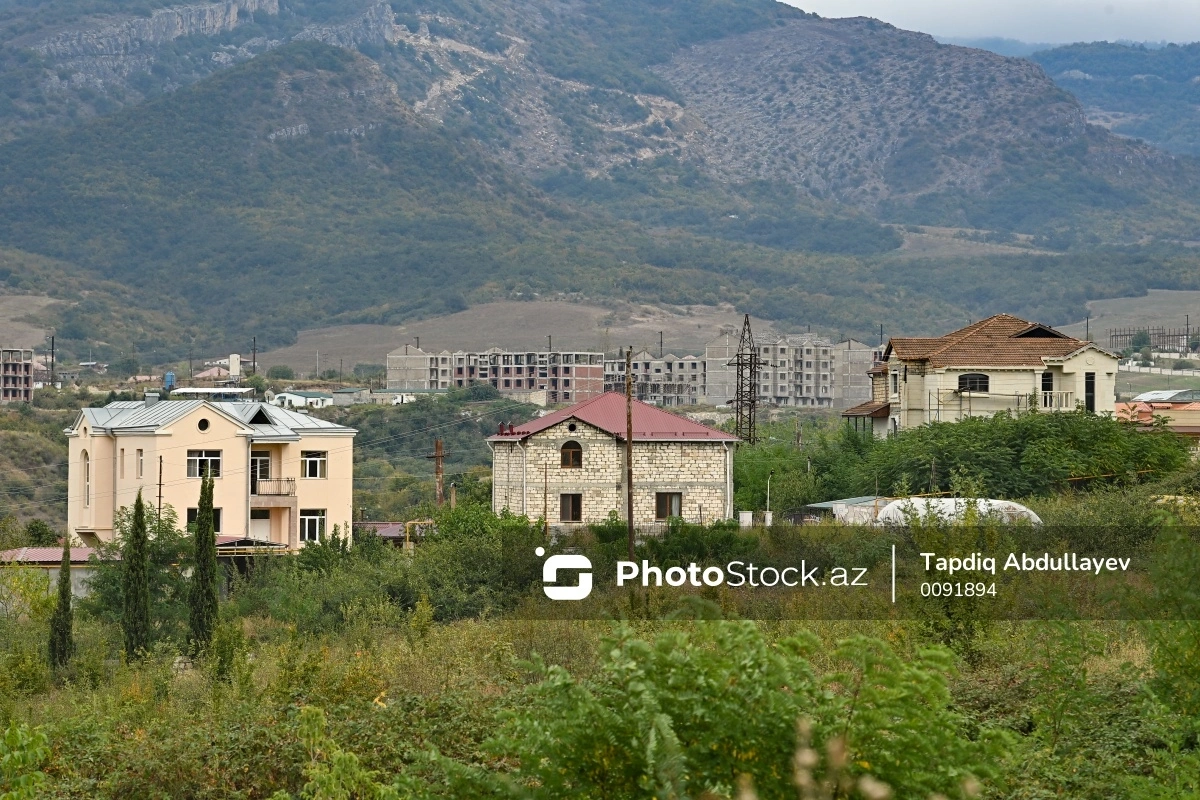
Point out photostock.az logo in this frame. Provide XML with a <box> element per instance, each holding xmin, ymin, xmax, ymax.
<box><xmin>537</xmin><ymin>547</ymin><xmax>592</xmax><ymax>601</ymax></box>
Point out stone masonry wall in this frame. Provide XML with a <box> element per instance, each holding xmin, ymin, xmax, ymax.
<box><xmin>492</xmin><ymin>420</ymin><xmax>732</xmax><ymax>527</ymax></box>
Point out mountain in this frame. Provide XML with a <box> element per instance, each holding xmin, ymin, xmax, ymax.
<box><xmin>1</xmin><ymin>0</ymin><xmax>1199</xmax><ymax>365</ymax></box>
<box><xmin>1030</xmin><ymin>41</ymin><xmax>1200</xmax><ymax>158</ymax></box>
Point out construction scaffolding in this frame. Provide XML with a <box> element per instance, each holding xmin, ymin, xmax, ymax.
<box><xmin>1108</xmin><ymin>326</ymin><xmax>1193</xmax><ymax>353</ymax></box>
<box><xmin>732</xmin><ymin>314</ymin><xmax>760</xmax><ymax>444</ymax></box>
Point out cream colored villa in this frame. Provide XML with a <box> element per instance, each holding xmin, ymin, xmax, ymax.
<box><xmin>66</xmin><ymin>395</ymin><xmax>355</xmax><ymax>550</ymax></box>
<box><xmin>843</xmin><ymin>314</ymin><xmax>1119</xmax><ymax>437</ymax></box>
<box><xmin>488</xmin><ymin>392</ymin><xmax>738</xmax><ymax>529</ymax></box>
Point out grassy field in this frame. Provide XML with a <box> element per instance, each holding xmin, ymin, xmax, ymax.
<box><xmin>0</xmin><ymin>294</ymin><xmax>56</xmax><ymax>349</ymax></box>
<box><xmin>1058</xmin><ymin>289</ymin><xmax>1200</xmax><ymax>343</ymax></box>
<box><xmin>1116</xmin><ymin>368</ymin><xmax>1200</xmax><ymax>400</ymax></box>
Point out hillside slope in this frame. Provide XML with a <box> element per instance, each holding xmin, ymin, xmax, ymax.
<box><xmin>2</xmin><ymin>1</ymin><xmax>1200</xmax><ymax>365</ymax></box>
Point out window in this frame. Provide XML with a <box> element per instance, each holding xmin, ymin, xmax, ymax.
<box><xmin>561</xmin><ymin>441</ymin><xmax>582</xmax><ymax>468</ymax></box>
<box><xmin>559</xmin><ymin>494</ymin><xmax>582</xmax><ymax>522</ymax></box>
<box><xmin>119</xmin><ymin>448</ymin><xmax>125</xmax><ymax>479</ymax></box>
<box><xmin>187</xmin><ymin>450</ymin><xmax>222</xmax><ymax>478</ymax></box>
<box><xmin>1085</xmin><ymin>372</ymin><xmax>1096</xmax><ymax>412</ymax></box>
<box><xmin>1041</xmin><ymin>371</ymin><xmax>1054</xmax><ymax>393</ymax></box>
<box><xmin>300</xmin><ymin>509</ymin><xmax>326</xmax><ymax>542</ymax></box>
<box><xmin>656</xmin><ymin>492</ymin><xmax>682</xmax><ymax>520</ymax></box>
<box><xmin>136</xmin><ymin>449</ymin><xmax>144</xmax><ymax>479</ymax></box>
<box><xmin>186</xmin><ymin>507</ymin><xmax>223</xmax><ymax>533</ymax></box>
<box><xmin>957</xmin><ymin>373</ymin><xmax>990</xmax><ymax>393</ymax></box>
<box><xmin>82</xmin><ymin>450</ymin><xmax>90</xmax><ymax>507</ymax></box>
<box><xmin>301</xmin><ymin>451</ymin><xmax>328</xmax><ymax>478</ymax></box>
<box><xmin>891</xmin><ymin>373</ymin><xmax>899</xmax><ymax>394</ymax></box>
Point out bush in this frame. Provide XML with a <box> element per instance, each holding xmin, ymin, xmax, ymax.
<box><xmin>450</xmin><ymin>622</ymin><xmax>1005</xmax><ymax>799</ymax></box>
<box><xmin>267</xmin><ymin>365</ymin><xmax>295</xmax><ymax>380</ymax></box>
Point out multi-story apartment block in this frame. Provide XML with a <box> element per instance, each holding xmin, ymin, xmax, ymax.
<box><xmin>386</xmin><ymin>346</ymin><xmax>604</xmax><ymax>405</ymax></box>
<box><xmin>834</xmin><ymin>339</ymin><xmax>884</xmax><ymax>409</ymax></box>
<box><xmin>1</xmin><ymin>348</ymin><xmax>34</xmax><ymax>404</ymax></box>
<box><xmin>66</xmin><ymin>394</ymin><xmax>356</xmax><ymax>550</ymax></box>
<box><xmin>603</xmin><ymin>349</ymin><xmax>705</xmax><ymax>406</ymax></box>
<box><xmin>703</xmin><ymin>331</ymin><xmax>838</xmax><ymax>408</ymax></box>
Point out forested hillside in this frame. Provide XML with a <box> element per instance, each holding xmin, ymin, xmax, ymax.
<box><xmin>1032</xmin><ymin>41</ymin><xmax>1200</xmax><ymax>157</ymax></box>
<box><xmin>0</xmin><ymin>0</ymin><xmax>1199</xmax><ymax>365</ymax></box>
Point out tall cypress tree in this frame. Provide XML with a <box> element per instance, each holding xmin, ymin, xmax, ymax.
<box><xmin>48</xmin><ymin>534</ymin><xmax>74</xmax><ymax>669</ymax></box>
<box><xmin>122</xmin><ymin>490</ymin><xmax>151</xmax><ymax>659</ymax></box>
<box><xmin>188</xmin><ymin>473</ymin><xmax>218</xmax><ymax>652</ymax></box>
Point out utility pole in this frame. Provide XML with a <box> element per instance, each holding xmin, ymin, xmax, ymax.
<box><xmin>543</xmin><ymin>464</ymin><xmax>549</xmax><ymax>538</ymax></box>
<box><xmin>425</xmin><ymin>439</ymin><xmax>445</xmax><ymax>506</ymax></box>
<box><xmin>659</xmin><ymin>331</ymin><xmax>663</xmax><ymax>358</ymax></box>
<box><xmin>879</xmin><ymin>324</ymin><xmax>884</xmax><ymax>348</ymax></box>
<box><xmin>625</xmin><ymin>347</ymin><xmax>634</xmax><ymax>560</ymax></box>
<box><xmin>49</xmin><ymin>334</ymin><xmax>55</xmax><ymax>386</ymax></box>
<box><xmin>157</xmin><ymin>456</ymin><xmax>163</xmax><ymax>523</ymax></box>
<box><xmin>548</xmin><ymin>334</ymin><xmax>552</xmax><ymax>352</ymax></box>
<box><xmin>251</xmin><ymin>337</ymin><xmax>257</xmax><ymax>375</ymax></box>
<box><xmin>339</xmin><ymin>358</ymin><xmax>343</xmax><ymax>381</ymax></box>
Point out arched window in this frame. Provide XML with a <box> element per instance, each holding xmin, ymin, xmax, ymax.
<box><xmin>958</xmin><ymin>373</ymin><xmax>989</xmax><ymax>393</ymax></box>
<box><xmin>82</xmin><ymin>450</ymin><xmax>90</xmax><ymax>507</ymax></box>
<box><xmin>560</xmin><ymin>441</ymin><xmax>582</xmax><ymax>469</ymax></box>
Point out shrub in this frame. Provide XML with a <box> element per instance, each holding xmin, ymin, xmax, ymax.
<box><xmin>267</xmin><ymin>365</ymin><xmax>295</xmax><ymax>380</ymax></box>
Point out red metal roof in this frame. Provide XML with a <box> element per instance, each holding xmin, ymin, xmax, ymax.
<box><xmin>0</xmin><ymin>547</ymin><xmax>101</xmax><ymax>564</ymax></box>
<box><xmin>489</xmin><ymin>392</ymin><xmax>739</xmax><ymax>442</ymax></box>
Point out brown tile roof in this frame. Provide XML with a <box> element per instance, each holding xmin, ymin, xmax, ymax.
<box><xmin>885</xmin><ymin>314</ymin><xmax>1105</xmax><ymax>368</ymax></box>
<box><xmin>841</xmin><ymin>401</ymin><xmax>891</xmax><ymax>418</ymax></box>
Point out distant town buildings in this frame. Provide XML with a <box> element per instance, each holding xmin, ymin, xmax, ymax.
<box><xmin>386</xmin><ymin>346</ymin><xmax>605</xmax><ymax>405</ymax></box>
<box><xmin>1</xmin><ymin>348</ymin><xmax>34</xmax><ymax>404</ymax></box>
<box><xmin>603</xmin><ymin>349</ymin><xmax>705</xmax><ymax>406</ymax></box>
<box><xmin>387</xmin><ymin>329</ymin><xmax>877</xmax><ymax>410</ymax></box>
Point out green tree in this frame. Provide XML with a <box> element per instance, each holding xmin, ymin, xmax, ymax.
<box><xmin>47</xmin><ymin>534</ymin><xmax>74</xmax><ymax>670</ymax></box>
<box><xmin>267</xmin><ymin>365</ymin><xmax>295</xmax><ymax>380</ymax></box>
<box><xmin>122</xmin><ymin>490</ymin><xmax>151</xmax><ymax>659</ymax></box>
<box><xmin>188</xmin><ymin>473</ymin><xmax>218</xmax><ymax>652</ymax></box>
<box><xmin>23</xmin><ymin>520</ymin><xmax>57</xmax><ymax>547</ymax></box>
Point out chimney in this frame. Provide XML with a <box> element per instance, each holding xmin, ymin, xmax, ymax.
<box><xmin>145</xmin><ymin>391</ymin><xmax>160</xmax><ymax>407</ymax></box>
<box><xmin>507</xmin><ymin>423</ymin><xmax>515</xmax><ymax>435</ymax></box>
<box><xmin>497</xmin><ymin>422</ymin><xmax>505</xmax><ymax>435</ymax></box>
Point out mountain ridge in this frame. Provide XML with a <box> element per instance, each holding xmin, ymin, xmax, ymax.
<box><xmin>0</xmin><ymin>1</ymin><xmax>1199</xmax><ymax>367</ymax></box>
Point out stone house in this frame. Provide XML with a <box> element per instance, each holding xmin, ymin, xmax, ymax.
<box><xmin>488</xmin><ymin>392</ymin><xmax>738</xmax><ymax>529</ymax></box>
<box><xmin>843</xmin><ymin>314</ymin><xmax>1119</xmax><ymax>437</ymax></box>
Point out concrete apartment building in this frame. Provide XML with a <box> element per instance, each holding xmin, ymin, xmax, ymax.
<box><xmin>843</xmin><ymin>314</ymin><xmax>1119</xmax><ymax>437</ymax></box>
<box><xmin>488</xmin><ymin>392</ymin><xmax>737</xmax><ymax>528</ymax></box>
<box><xmin>703</xmin><ymin>331</ymin><xmax>848</xmax><ymax>409</ymax></box>
<box><xmin>386</xmin><ymin>346</ymin><xmax>604</xmax><ymax>404</ymax></box>
<box><xmin>66</xmin><ymin>395</ymin><xmax>356</xmax><ymax>550</ymax></box>
<box><xmin>602</xmin><ymin>349</ymin><xmax>705</xmax><ymax>406</ymax></box>
<box><xmin>1</xmin><ymin>348</ymin><xmax>34</xmax><ymax>404</ymax></box>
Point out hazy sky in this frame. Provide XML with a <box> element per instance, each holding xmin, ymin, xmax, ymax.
<box><xmin>783</xmin><ymin>0</ymin><xmax>1200</xmax><ymax>43</ymax></box>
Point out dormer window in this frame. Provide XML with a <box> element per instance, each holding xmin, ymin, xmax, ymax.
<box><xmin>560</xmin><ymin>441</ymin><xmax>582</xmax><ymax>469</ymax></box>
<box><xmin>958</xmin><ymin>373</ymin><xmax>989</xmax><ymax>393</ymax></box>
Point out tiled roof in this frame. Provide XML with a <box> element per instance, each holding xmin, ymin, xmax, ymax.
<box><xmin>841</xmin><ymin>401</ymin><xmax>891</xmax><ymax>418</ymax></box>
<box><xmin>886</xmin><ymin>314</ymin><xmax>1111</xmax><ymax>368</ymax></box>
<box><xmin>1</xmin><ymin>547</ymin><xmax>104</xmax><ymax>564</ymax></box>
<box><xmin>489</xmin><ymin>392</ymin><xmax>739</xmax><ymax>442</ymax></box>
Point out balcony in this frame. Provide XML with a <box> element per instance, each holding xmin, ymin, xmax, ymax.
<box><xmin>254</xmin><ymin>478</ymin><xmax>295</xmax><ymax>496</ymax></box>
<box><xmin>1041</xmin><ymin>391</ymin><xmax>1075</xmax><ymax>410</ymax></box>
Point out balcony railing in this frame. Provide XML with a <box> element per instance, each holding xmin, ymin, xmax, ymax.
<box><xmin>1041</xmin><ymin>391</ymin><xmax>1075</xmax><ymax>410</ymax></box>
<box><xmin>254</xmin><ymin>478</ymin><xmax>295</xmax><ymax>496</ymax></box>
